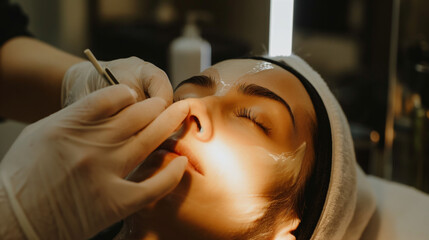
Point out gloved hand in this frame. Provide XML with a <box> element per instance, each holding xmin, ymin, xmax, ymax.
<box><xmin>0</xmin><ymin>84</ymin><xmax>189</xmax><ymax>240</ymax></box>
<box><xmin>61</xmin><ymin>56</ymin><xmax>172</xmax><ymax>107</ymax></box>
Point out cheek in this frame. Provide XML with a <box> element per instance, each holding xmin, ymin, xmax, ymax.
<box><xmin>203</xmin><ymin>138</ymin><xmax>277</xmax><ymax>194</ymax></box>
<box><xmin>171</xmin><ymin>139</ymin><xmax>278</xmax><ymax>233</ymax></box>
<box><xmin>194</xmin><ymin>139</ymin><xmax>280</xmax><ymax>221</ymax></box>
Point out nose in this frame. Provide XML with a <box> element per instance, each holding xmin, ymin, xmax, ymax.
<box><xmin>184</xmin><ymin>98</ymin><xmax>213</xmax><ymax>142</ymax></box>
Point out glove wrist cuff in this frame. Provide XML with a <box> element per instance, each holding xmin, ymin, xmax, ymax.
<box><xmin>0</xmin><ymin>172</ymin><xmax>40</xmax><ymax>240</ymax></box>
<box><xmin>0</xmin><ymin>174</ymin><xmax>30</xmax><ymax>239</ymax></box>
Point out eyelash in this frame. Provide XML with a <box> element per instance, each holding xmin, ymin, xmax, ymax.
<box><xmin>234</xmin><ymin>108</ymin><xmax>271</xmax><ymax>135</ymax></box>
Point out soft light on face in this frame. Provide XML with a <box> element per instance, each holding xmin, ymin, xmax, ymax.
<box><xmin>175</xmin><ymin>127</ymin><xmax>307</xmax><ymax>225</ymax></box>
<box><xmin>202</xmin><ymin>136</ymin><xmax>307</xmax><ymax>194</ymax></box>
<box><xmin>201</xmin><ymin>136</ymin><xmax>267</xmax><ymax>223</ymax></box>
<box><xmin>124</xmin><ymin>59</ymin><xmax>316</xmax><ymax>239</ymax></box>
<box><xmin>203</xmin><ymin>138</ymin><xmax>247</xmax><ymax>191</ymax></box>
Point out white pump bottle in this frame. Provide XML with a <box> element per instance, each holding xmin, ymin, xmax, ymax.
<box><xmin>169</xmin><ymin>13</ymin><xmax>211</xmax><ymax>88</ymax></box>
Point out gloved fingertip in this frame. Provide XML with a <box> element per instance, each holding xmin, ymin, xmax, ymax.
<box><xmin>160</xmin><ymin>98</ymin><xmax>168</xmax><ymax>109</ymax></box>
<box><xmin>151</xmin><ymin>97</ymin><xmax>168</xmax><ymax>109</ymax></box>
<box><xmin>175</xmin><ymin>100</ymin><xmax>191</xmax><ymax>116</ymax></box>
<box><xmin>127</xmin><ymin>87</ymin><xmax>138</xmax><ymax>100</ymax></box>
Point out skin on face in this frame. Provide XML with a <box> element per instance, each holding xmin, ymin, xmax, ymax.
<box><xmin>121</xmin><ymin>59</ymin><xmax>316</xmax><ymax>239</ymax></box>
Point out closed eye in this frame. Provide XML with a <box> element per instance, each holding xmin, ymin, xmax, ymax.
<box><xmin>234</xmin><ymin>107</ymin><xmax>271</xmax><ymax>135</ymax></box>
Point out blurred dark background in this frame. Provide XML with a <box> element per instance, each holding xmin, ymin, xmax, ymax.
<box><xmin>1</xmin><ymin>0</ymin><xmax>429</xmax><ymax>192</ymax></box>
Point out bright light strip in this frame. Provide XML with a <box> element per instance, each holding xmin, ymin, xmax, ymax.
<box><xmin>269</xmin><ymin>0</ymin><xmax>294</xmax><ymax>56</ymax></box>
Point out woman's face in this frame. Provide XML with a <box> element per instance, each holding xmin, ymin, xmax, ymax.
<box><xmin>129</xmin><ymin>59</ymin><xmax>316</xmax><ymax>238</ymax></box>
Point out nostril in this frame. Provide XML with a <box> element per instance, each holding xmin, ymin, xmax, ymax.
<box><xmin>191</xmin><ymin>116</ymin><xmax>203</xmax><ymax>132</ymax></box>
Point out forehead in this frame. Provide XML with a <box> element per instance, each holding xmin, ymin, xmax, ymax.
<box><xmin>202</xmin><ymin>60</ymin><xmax>312</xmax><ymax>107</ymax></box>
<box><xmin>202</xmin><ymin>59</ymin><xmax>298</xmax><ymax>89</ymax></box>
<box><xmin>204</xmin><ymin>59</ymin><xmax>278</xmax><ymax>84</ymax></box>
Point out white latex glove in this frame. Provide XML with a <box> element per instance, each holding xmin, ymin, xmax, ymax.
<box><xmin>61</xmin><ymin>56</ymin><xmax>172</xmax><ymax>107</ymax></box>
<box><xmin>0</xmin><ymin>84</ymin><xmax>189</xmax><ymax>240</ymax></box>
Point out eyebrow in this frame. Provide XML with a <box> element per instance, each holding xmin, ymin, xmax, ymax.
<box><xmin>238</xmin><ymin>83</ymin><xmax>296</xmax><ymax>126</ymax></box>
<box><xmin>175</xmin><ymin>75</ymin><xmax>215</xmax><ymax>90</ymax></box>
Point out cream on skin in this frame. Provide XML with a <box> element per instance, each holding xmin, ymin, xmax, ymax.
<box><xmin>117</xmin><ymin>59</ymin><xmax>316</xmax><ymax>240</ymax></box>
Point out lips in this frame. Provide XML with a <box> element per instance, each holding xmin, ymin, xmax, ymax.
<box><xmin>158</xmin><ymin>139</ymin><xmax>204</xmax><ymax>175</ymax></box>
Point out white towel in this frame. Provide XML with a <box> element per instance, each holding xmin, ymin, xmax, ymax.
<box><xmin>273</xmin><ymin>55</ymin><xmax>376</xmax><ymax>239</ymax></box>
<box><xmin>273</xmin><ymin>55</ymin><xmax>429</xmax><ymax>240</ymax></box>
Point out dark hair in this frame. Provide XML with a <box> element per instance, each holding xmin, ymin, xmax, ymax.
<box><xmin>241</xmin><ymin>57</ymin><xmax>332</xmax><ymax>240</ymax></box>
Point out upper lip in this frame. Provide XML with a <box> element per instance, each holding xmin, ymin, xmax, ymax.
<box><xmin>158</xmin><ymin>139</ymin><xmax>204</xmax><ymax>175</ymax></box>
